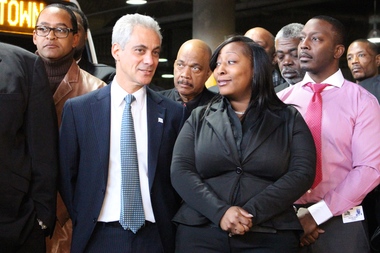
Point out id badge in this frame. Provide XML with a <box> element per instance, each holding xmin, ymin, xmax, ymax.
<box><xmin>342</xmin><ymin>206</ymin><xmax>365</xmax><ymax>223</ymax></box>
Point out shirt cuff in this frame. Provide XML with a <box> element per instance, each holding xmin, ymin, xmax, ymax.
<box><xmin>308</xmin><ymin>200</ymin><xmax>333</xmax><ymax>225</ymax></box>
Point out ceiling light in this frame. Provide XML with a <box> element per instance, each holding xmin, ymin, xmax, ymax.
<box><xmin>368</xmin><ymin>0</ymin><xmax>380</xmax><ymax>43</ymax></box>
<box><xmin>368</xmin><ymin>28</ymin><xmax>380</xmax><ymax>43</ymax></box>
<box><xmin>159</xmin><ymin>58</ymin><xmax>168</xmax><ymax>62</ymax></box>
<box><xmin>161</xmin><ymin>74</ymin><xmax>174</xmax><ymax>78</ymax></box>
<box><xmin>126</xmin><ymin>0</ymin><xmax>147</xmax><ymax>5</ymax></box>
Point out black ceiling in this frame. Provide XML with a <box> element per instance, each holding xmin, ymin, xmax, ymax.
<box><xmin>74</xmin><ymin>0</ymin><xmax>374</xmax><ymax>88</ymax></box>
<box><xmin>0</xmin><ymin>0</ymin><xmax>374</xmax><ymax>88</ymax></box>
<box><xmin>79</xmin><ymin>0</ymin><xmax>374</xmax><ymax>44</ymax></box>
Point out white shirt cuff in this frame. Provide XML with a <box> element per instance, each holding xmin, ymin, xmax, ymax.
<box><xmin>308</xmin><ymin>200</ymin><xmax>333</xmax><ymax>225</ymax></box>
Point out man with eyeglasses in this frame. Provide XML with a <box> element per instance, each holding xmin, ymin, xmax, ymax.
<box><xmin>32</xmin><ymin>4</ymin><xmax>106</xmax><ymax>253</ymax></box>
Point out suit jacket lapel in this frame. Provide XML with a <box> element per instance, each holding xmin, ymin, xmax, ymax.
<box><xmin>91</xmin><ymin>85</ymin><xmax>111</xmax><ymax>184</ymax></box>
<box><xmin>241</xmin><ymin>109</ymin><xmax>284</xmax><ymax>161</ymax></box>
<box><xmin>205</xmin><ymin>103</ymin><xmax>285</xmax><ymax>163</ymax></box>
<box><xmin>205</xmin><ymin>105</ymin><xmax>241</xmax><ymax>162</ymax></box>
<box><xmin>146</xmin><ymin>88</ymin><xmax>165</xmax><ymax>190</ymax></box>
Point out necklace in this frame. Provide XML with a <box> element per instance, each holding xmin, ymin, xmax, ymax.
<box><xmin>234</xmin><ymin>110</ymin><xmax>245</xmax><ymax>115</ymax></box>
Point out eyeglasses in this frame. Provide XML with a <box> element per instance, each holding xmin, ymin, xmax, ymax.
<box><xmin>35</xmin><ymin>26</ymin><xmax>75</xmax><ymax>38</ymax></box>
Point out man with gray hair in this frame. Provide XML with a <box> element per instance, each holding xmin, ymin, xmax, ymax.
<box><xmin>274</xmin><ymin>23</ymin><xmax>306</xmax><ymax>92</ymax></box>
<box><xmin>59</xmin><ymin>13</ymin><xmax>184</xmax><ymax>253</ymax></box>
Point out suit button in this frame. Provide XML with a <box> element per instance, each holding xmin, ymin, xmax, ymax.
<box><xmin>93</xmin><ymin>218</ymin><xmax>97</xmax><ymax>223</ymax></box>
<box><xmin>236</xmin><ymin>167</ymin><xmax>243</xmax><ymax>174</ymax></box>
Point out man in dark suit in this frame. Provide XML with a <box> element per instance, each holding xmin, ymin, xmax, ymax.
<box><xmin>360</xmin><ymin>75</ymin><xmax>380</xmax><ymax>105</ymax></box>
<box><xmin>59</xmin><ymin>13</ymin><xmax>184</xmax><ymax>253</ymax></box>
<box><xmin>351</xmin><ymin>39</ymin><xmax>380</xmax><ymax>101</ymax></box>
<box><xmin>347</xmin><ymin>39</ymin><xmax>380</xmax><ymax>84</ymax></box>
<box><xmin>0</xmin><ymin>42</ymin><xmax>58</xmax><ymax>252</ymax></box>
<box><xmin>360</xmin><ymin>75</ymin><xmax>380</xmax><ymax>253</ymax></box>
<box><xmin>160</xmin><ymin>39</ymin><xmax>215</xmax><ymax>114</ymax></box>
<box><xmin>347</xmin><ymin>40</ymin><xmax>380</xmax><ymax>249</ymax></box>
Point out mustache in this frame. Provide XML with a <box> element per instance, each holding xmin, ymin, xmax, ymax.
<box><xmin>177</xmin><ymin>79</ymin><xmax>192</xmax><ymax>86</ymax></box>
<box><xmin>299</xmin><ymin>51</ymin><xmax>312</xmax><ymax>58</ymax></box>
<box><xmin>282</xmin><ymin>67</ymin><xmax>300</xmax><ymax>74</ymax></box>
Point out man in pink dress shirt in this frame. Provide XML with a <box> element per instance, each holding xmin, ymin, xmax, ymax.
<box><xmin>277</xmin><ymin>15</ymin><xmax>380</xmax><ymax>253</ymax></box>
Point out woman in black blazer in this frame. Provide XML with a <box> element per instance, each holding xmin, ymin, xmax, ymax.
<box><xmin>171</xmin><ymin>35</ymin><xmax>316</xmax><ymax>253</ymax></box>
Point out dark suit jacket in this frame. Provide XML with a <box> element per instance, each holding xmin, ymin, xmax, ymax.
<box><xmin>360</xmin><ymin>75</ymin><xmax>380</xmax><ymax>103</ymax></box>
<box><xmin>359</xmin><ymin>75</ymin><xmax>380</xmax><ymax>237</ymax></box>
<box><xmin>171</xmin><ymin>100</ymin><xmax>316</xmax><ymax>232</ymax></box>
<box><xmin>274</xmin><ymin>81</ymin><xmax>291</xmax><ymax>93</ymax></box>
<box><xmin>159</xmin><ymin>87</ymin><xmax>216</xmax><ymax>115</ymax></box>
<box><xmin>59</xmin><ymin>84</ymin><xmax>184</xmax><ymax>253</ymax></box>
<box><xmin>78</xmin><ymin>58</ymin><xmax>115</xmax><ymax>84</ymax></box>
<box><xmin>0</xmin><ymin>43</ymin><xmax>58</xmax><ymax>245</ymax></box>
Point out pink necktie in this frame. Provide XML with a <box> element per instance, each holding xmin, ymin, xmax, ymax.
<box><xmin>305</xmin><ymin>83</ymin><xmax>328</xmax><ymax>189</ymax></box>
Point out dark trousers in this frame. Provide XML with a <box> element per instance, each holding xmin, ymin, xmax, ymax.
<box><xmin>298</xmin><ymin>215</ymin><xmax>370</xmax><ymax>253</ymax></box>
<box><xmin>1</xmin><ymin>219</ymin><xmax>45</xmax><ymax>253</ymax></box>
<box><xmin>175</xmin><ymin>223</ymin><xmax>300</xmax><ymax>253</ymax></box>
<box><xmin>84</xmin><ymin>221</ymin><xmax>163</xmax><ymax>253</ymax></box>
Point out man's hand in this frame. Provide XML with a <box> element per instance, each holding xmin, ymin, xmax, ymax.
<box><xmin>220</xmin><ymin>206</ymin><xmax>253</xmax><ymax>236</ymax></box>
<box><xmin>297</xmin><ymin>208</ymin><xmax>325</xmax><ymax>246</ymax></box>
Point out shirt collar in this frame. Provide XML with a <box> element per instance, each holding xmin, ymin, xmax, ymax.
<box><xmin>111</xmin><ymin>79</ymin><xmax>146</xmax><ymax>108</ymax></box>
<box><xmin>300</xmin><ymin>69</ymin><xmax>344</xmax><ymax>88</ymax></box>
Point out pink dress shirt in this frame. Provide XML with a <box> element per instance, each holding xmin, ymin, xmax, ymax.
<box><xmin>277</xmin><ymin>70</ymin><xmax>380</xmax><ymax>224</ymax></box>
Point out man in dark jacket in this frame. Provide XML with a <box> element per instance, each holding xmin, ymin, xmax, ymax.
<box><xmin>0</xmin><ymin>42</ymin><xmax>58</xmax><ymax>253</ymax></box>
<box><xmin>274</xmin><ymin>23</ymin><xmax>306</xmax><ymax>92</ymax></box>
<box><xmin>160</xmin><ymin>39</ymin><xmax>216</xmax><ymax>114</ymax></box>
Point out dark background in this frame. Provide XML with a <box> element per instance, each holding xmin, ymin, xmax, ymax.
<box><xmin>0</xmin><ymin>0</ymin><xmax>376</xmax><ymax>89</ymax></box>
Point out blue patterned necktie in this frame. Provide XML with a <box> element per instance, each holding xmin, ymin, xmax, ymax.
<box><xmin>119</xmin><ymin>94</ymin><xmax>145</xmax><ymax>233</ymax></box>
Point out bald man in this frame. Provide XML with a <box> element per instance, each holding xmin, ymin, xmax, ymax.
<box><xmin>160</xmin><ymin>39</ymin><xmax>216</xmax><ymax>114</ymax></box>
<box><xmin>245</xmin><ymin>27</ymin><xmax>275</xmax><ymax>62</ymax></box>
<box><xmin>245</xmin><ymin>27</ymin><xmax>285</xmax><ymax>87</ymax></box>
